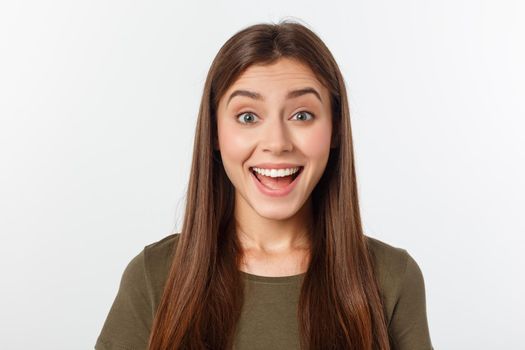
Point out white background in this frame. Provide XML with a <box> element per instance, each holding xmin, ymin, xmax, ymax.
<box><xmin>1</xmin><ymin>1</ymin><xmax>524</xmax><ymax>349</ymax></box>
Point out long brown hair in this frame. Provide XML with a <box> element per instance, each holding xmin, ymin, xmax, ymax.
<box><xmin>148</xmin><ymin>20</ymin><xmax>390</xmax><ymax>350</ymax></box>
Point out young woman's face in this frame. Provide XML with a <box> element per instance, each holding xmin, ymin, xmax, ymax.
<box><xmin>216</xmin><ymin>57</ymin><xmax>333</xmax><ymax>221</ymax></box>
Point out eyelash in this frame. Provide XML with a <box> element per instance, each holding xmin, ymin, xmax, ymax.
<box><xmin>235</xmin><ymin>110</ymin><xmax>315</xmax><ymax>125</ymax></box>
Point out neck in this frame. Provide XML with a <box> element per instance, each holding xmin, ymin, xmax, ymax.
<box><xmin>234</xmin><ymin>197</ymin><xmax>313</xmax><ymax>255</ymax></box>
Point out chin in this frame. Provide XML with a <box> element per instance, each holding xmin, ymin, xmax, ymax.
<box><xmin>252</xmin><ymin>203</ymin><xmax>301</xmax><ymax>221</ymax></box>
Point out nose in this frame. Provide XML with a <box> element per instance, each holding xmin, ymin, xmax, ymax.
<box><xmin>260</xmin><ymin>115</ymin><xmax>293</xmax><ymax>154</ymax></box>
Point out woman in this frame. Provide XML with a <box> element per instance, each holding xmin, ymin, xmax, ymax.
<box><xmin>95</xmin><ymin>21</ymin><xmax>433</xmax><ymax>350</ymax></box>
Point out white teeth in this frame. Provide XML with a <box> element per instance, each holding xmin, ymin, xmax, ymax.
<box><xmin>252</xmin><ymin>167</ymin><xmax>301</xmax><ymax>178</ymax></box>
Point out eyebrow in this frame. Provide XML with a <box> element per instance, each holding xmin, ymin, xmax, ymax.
<box><xmin>226</xmin><ymin>87</ymin><xmax>323</xmax><ymax>107</ymax></box>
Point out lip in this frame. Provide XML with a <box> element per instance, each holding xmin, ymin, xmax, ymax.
<box><xmin>249</xmin><ymin>166</ymin><xmax>303</xmax><ymax>197</ymax></box>
<box><xmin>250</xmin><ymin>163</ymin><xmax>303</xmax><ymax>170</ymax></box>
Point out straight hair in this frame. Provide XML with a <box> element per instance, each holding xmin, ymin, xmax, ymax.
<box><xmin>148</xmin><ymin>20</ymin><xmax>391</xmax><ymax>350</ymax></box>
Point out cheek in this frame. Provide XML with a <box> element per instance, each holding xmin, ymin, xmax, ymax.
<box><xmin>297</xmin><ymin>122</ymin><xmax>332</xmax><ymax>160</ymax></box>
<box><xmin>217</xmin><ymin>121</ymin><xmax>252</xmax><ymax>166</ymax></box>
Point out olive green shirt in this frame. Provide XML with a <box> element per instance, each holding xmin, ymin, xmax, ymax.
<box><xmin>95</xmin><ymin>234</ymin><xmax>433</xmax><ymax>349</ymax></box>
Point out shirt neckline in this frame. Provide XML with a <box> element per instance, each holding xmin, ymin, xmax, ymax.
<box><xmin>239</xmin><ymin>270</ymin><xmax>306</xmax><ymax>283</ymax></box>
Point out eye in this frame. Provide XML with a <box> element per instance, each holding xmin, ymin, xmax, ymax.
<box><xmin>291</xmin><ymin>110</ymin><xmax>315</xmax><ymax>121</ymax></box>
<box><xmin>235</xmin><ymin>110</ymin><xmax>315</xmax><ymax>124</ymax></box>
<box><xmin>236</xmin><ymin>111</ymin><xmax>260</xmax><ymax>125</ymax></box>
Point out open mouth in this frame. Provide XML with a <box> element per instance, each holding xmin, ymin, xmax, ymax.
<box><xmin>249</xmin><ymin>166</ymin><xmax>304</xmax><ymax>188</ymax></box>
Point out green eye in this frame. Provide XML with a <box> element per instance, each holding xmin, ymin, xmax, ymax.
<box><xmin>236</xmin><ymin>112</ymin><xmax>259</xmax><ymax>124</ymax></box>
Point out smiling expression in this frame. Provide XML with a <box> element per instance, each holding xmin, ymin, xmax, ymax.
<box><xmin>216</xmin><ymin>57</ymin><xmax>334</xmax><ymax>221</ymax></box>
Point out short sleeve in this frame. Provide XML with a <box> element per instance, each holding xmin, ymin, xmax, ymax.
<box><xmin>388</xmin><ymin>251</ymin><xmax>434</xmax><ymax>350</ymax></box>
<box><xmin>95</xmin><ymin>250</ymin><xmax>153</xmax><ymax>350</ymax></box>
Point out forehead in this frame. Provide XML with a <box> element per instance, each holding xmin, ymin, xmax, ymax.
<box><xmin>221</xmin><ymin>58</ymin><xmax>327</xmax><ymax>101</ymax></box>
<box><xmin>235</xmin><ymin>58</ymin><xmax>320</xmax><ymax>83</ymax></box>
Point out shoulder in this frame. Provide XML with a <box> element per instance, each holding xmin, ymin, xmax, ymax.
<box><xmin>365</xmin><ymin>234</ymin><xmax>410</xmax><ymax>284</ymax></box>
<box><xmin>143</xmin><ymin>232</ymin><xmax>181</xmax><ymax>265</ymax></box>
<box><xmin>141</xmin><ymin>233</ymin><xmax>182</xmax><ymax>306</ymax></box>
<box><xmin>365</xmin><ymin>235</ymin><xmax>433</xmax><ymax>348</ymax></box>
<box><xmin>95</xmin><ymin>233</ymin><xmax>182</xmax><ymax>350</ymax></box>
<box><xmin>364</xmin><ymin>235</ymin><xmax>426</xmax><ymax>324</ymax></box>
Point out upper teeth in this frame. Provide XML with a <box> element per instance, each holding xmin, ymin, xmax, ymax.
<box><xmin>252</xmin><ymin>167</ymin><xmax>301</xmax><ymax>178</ymax></box>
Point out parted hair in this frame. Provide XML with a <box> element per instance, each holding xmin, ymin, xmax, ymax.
<box><xmin>147</xmin><ymin>20</ymin><xmax>391</xmax><ymax>350</ymax></box>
